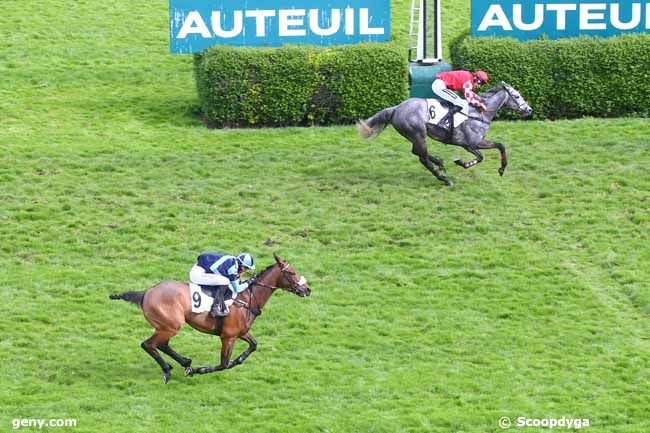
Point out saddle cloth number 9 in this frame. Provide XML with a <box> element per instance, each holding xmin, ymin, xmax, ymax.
<box><xmin>189</xmin><ymin>283</ymin><xmax>235</xmax><ymax>314</ymax></box>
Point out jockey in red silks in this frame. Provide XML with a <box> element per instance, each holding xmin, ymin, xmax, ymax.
<box><xmin>432</xmin><ymin>70</ymin><xmax>489</xmax><ymax>120</ymax></box>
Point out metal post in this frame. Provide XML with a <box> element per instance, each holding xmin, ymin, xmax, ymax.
<box><xmin>408</xmin><ymin>0</ymin><xmax>451</xmax><ymax>97</ymax></box>
<box><xmin>420</xmin><ymin>0</ymin><xmax>441</xmax><ymax>63</ymax></box>
<box><xmin>435</xmin><ymin>0</ymin><xmax>442</xmax><ymax>61</ymax></box>
<box><xmin>416</xmin><ymin>0</ymin><xmax>425</xmax><ymax>61</ymax></box>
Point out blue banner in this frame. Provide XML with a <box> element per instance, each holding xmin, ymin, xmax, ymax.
<box><xmin>170</xmin><ymin>0</ymin><xmax>391</xmax><ymax>53</ymax></box>
<box><xmin>472</xmin><ymin>0</ymin><xmax>650</xmax><ymax>40</ymax></box>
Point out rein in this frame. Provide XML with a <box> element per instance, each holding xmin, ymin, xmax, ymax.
<box><xmin>463</xmin><ymin>112</ymin><xmax>490</xmax><ymax>124</ymax></box>
<box><xmin>470</xmin><ymin>85</ymin><xmax>510</xmax><ymax>121</ymax></box>
<box><xmin>482</xmin><ymin>84</ymin><xmax>528</xmax><ymax>115</ymax></box>
<box><xmin>234</xmin><ymin>263</ymin><xmax>305</xmax><ymax>320</ymax></box>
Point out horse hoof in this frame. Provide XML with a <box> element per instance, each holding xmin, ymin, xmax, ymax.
<box><xmin>498</xmin><ymin>168</ymin><xmax>505</xmax><ymax>176</ymax></box>
<box><xmin>444</xmin><ymin>179</ymin><xmax>454</xmax><ymax>186</ymax></box>
<box><xmin>184</xmin><ymin>367</ymin><xmax>193</xmax><ymax>377</ymax></box>
<box><xmin>454</xmin><ymin>159</ymin><xmax>464</xmax><ymax>167</ymax></box>
<box><xmin>163</xmin><ymin>373</ymin><xmax>171</xmax><ymax>384</ymax></box>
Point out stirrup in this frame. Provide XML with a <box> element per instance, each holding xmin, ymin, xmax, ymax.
<box><xmin>441</xmin><ymin>113</ymin><xmax>453</xmax><ymax>131</ymax></box>
<box><xmin>209</xmin><ymin>302</ymin><xmax>229</xmax><ymax>317</ymax></box>
<box><xmin>209</xmin><ymin>308</ymin><xmax>229</xmax><ymax>317</ymax></box>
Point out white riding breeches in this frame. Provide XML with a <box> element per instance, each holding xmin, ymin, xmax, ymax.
<box><xmin>189</xmin><ymin>265</ymin><xmax>230</xmax><ymax>286</ymax></box>
<box><xmin>432</xmin><ymin>79</ymin><xmax>467</xmax><ymax>110</ymax></box>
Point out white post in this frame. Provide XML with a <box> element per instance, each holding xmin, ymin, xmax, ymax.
<box><xmin>415</xmin><ymin>0</ymin><xmax>442</xmax><ymax>63</ymax></box>
<box><xmin>416</xmin><ymin>0</ymin><xmax>425</xmax><ymax>61</ymax></box>
<box><xmin>435</xmin><ymin>0</ymin><xmax>442</xmax><ymax>61</ymax></box>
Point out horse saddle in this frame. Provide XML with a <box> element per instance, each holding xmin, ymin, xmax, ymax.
<box><xmin>199</xmin><ymin>284</ymin><xmax>232</xmax><ymax>298</ymax></box>
<box><xmin>426</xmin><ymin>99</ymin><xmax>469</xmax><ymax>130</ymax></box>
<box><xmin>189</xmin><ymin>283</ymin><xmax>235</xmax><ymax>314</ymax></box>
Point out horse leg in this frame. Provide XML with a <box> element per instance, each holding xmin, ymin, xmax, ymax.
<box><xmin>476</xmin><ymin>139</ymin><xmax>508</xmax><ymax>176</ymax></box>
<box><xmin>141</xmin><ymin>331</ymin><xmax>176</xmax><ymax>384</ymax></box>
<box><xmin>424</xmin><ymin>124</ymin><xmax>451</xmax><ymax>173</ymax></box>
<box><xmin>158</xmin><ymin>340</ymin><xmax>192</xmax><ymax>374</ymax></box>
<box><xmin>191</xmin><ymin>337</ymin><xmax>237</xmax><ymax>375</ymax></box>
<box><xmin>231</xmin><ymin>333</ymin><xmax>257</xmax><ymax>368</ymax></box>
<box><xmin>428</xmin><ymin>155</ymin><xmax>446</xmax><ymax>173</ymax></box>
<box><xmin>454</xmin><ymin>147</ymin><xmax>484</xmax><ymax>169</ymax></box>
<box><xmin>411</xmin><ymin>139</ymin><xmax>453</xmax><ymax>186</ymax></box>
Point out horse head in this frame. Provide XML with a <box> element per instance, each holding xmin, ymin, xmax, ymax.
<box><xmin>272</xmin><ymin>253</ymin><xmax>311</xmax><ymax>297</ymax></box>
<box><xmin>499</xmin><ymin>81</ymin><xmax>533</xmax><ymax>117</ymax></box>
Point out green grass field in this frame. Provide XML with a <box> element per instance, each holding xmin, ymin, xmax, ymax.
<box><xmin>1</xmin><ymin>1</ymin><xmax>649</xmax><ymax>432</ymax></box>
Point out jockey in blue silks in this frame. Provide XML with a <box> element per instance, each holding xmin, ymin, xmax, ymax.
<box><xmin>189</xmin><ymin>252</ymin><xmax>256</xmax><ymax>317</ymax></box>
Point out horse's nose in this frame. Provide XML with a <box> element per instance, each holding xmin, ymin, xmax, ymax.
<box><xmin>525</xmin><ymin>107</ymin><xmax>533</xmax><ymax>117</ymax></box>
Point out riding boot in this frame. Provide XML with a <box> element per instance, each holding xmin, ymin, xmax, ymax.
<box><xmin>444</xmin><ymin>105</ymin><xmax>461</xmax><ymax>141</ymax></box>
<box><xmin>446</xmin><ymin>105</ymin><xmax>462</xmax><ymax>128</ymax></box>
<box><xmin>209</xmin><ymin>286</ymin><xmax>229</xmax><ymax>317</ymax></box>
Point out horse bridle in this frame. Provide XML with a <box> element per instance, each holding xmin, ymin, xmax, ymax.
<box><xmin>479</xmin><ymin>84</ymin><xmax>527</xmax><ymax>117</ymax></box>
<box><xmin>250</xmin><ymin>262</ymin><xmax>307</xmax><ymax>294</ymax></box>
<box><xmin>236</xmin><ymin>262</ymin><xmax>307</xmax><ymax>318</ymax></box>
<box><xmin>502</xmin><ymin>84</ymin><xmax>529</xmax><ymax>112</ymax></box>
<box><xmin>279</xmin><ymin>263</ymin><xmax>309</xmax><ymax>293</ymax></box>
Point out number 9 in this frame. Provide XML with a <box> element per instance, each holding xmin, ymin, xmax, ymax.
<box><xmin>192</xmin><ymin>291</ymin><xmax>201</xmax><ymax>308</ymax></box>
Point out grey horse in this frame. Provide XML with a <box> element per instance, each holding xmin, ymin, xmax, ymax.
<box><xmin>358</xmin><ymin>81</ymin><xmax>533</xmax><ymax>186</ymax></box>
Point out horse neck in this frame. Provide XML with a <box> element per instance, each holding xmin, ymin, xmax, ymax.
<box><xmin>483</xmin><ymin>89</ymin><xmax>508</xmax><ymax>121</ymax></box>
<box><xmin>248</xmin><ymin>265</ymin><xmax>282</xmax><ymax>310</ymax></box>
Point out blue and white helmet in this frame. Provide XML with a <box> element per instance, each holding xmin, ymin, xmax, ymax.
<box><xmin>237</xmin><ymin>252</ymin><xmax>255</xmax><ymax>270</ymax></box>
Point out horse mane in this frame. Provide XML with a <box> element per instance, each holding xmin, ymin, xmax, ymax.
<box><xmin>254</xmin><ymin>262</ymin><xmax>277</xmax><ymax>280</ymax></box>
<box><xmin>479</xmin><ymin>84</ymin><xmax>505</xmax><ymax>99</ymax></box>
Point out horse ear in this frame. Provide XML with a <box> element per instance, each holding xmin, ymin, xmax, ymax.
<box><xmin>273</xmin><ymin>253</ymin><xmax>283</xmax><ymax>264</ymax></box>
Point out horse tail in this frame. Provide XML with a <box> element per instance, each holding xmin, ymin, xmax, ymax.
<box><xmin>109</xmin><ymin>290</ymin><xmax>145</xmax><ymax>308</ymax></box>
<box><xmin>357</xmin><ymin>106</ymin><xmax>396</xmax><ymax>139</ymax></box>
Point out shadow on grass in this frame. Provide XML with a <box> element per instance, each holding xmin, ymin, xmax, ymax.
<box><xmin>65</xmin><ymin>92</ymin><xmax>202</xmax><ymax>129</ymax></box>
<box><xmin>120</xmin><ymin>94</ymin><xmax>202</xmax><ymax>128</ymax></box>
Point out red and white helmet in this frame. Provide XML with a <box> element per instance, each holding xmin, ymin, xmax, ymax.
<box><xmin>475</xmin><ymin>70</ymin><xmax>489</xmax><ymax>85</ymax></box>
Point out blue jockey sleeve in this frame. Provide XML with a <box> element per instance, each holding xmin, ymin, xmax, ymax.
<box><xmin>230</xmin><ymin>279</ymin><xmax>249</xmax><ymax>294</ymax></box>
<box><xmin>206</xmin><ymin>255</ymin><xmax>246</xmax><ymax>294</ymax></box>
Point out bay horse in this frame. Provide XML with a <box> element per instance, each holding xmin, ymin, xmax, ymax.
<box><xmin>110</xmin><ymin>254</ymin><xmax>311</xmax><ymax>383</ymax></box>
<box><xmin>358</xmin><ymin>82</ymin><xmax>533</xmax><ymax>186</ymax></box>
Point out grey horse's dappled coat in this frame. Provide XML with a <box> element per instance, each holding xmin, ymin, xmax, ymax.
<box><xmin>358</xmin><ymin>82</ymin><xmax>533</xmax><ymax>186</ymax></box>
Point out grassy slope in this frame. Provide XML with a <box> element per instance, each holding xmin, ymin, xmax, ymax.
<box><xmin>1</xmin><ymin>1</ymin><xmax>649</xmax><ymax>432</ymax></box>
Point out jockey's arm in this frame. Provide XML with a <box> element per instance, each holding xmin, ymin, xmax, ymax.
<box><xmin>229</xmin><ymin>278</ymin><xmax>249</xmax><ymax>296</ymax></box>
<box><xmin>463</xmin><ymin>81</ymin><xmax>487</xmax><ymax>111</ymax></box>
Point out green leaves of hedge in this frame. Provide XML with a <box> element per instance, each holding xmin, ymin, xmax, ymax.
<box><xmin>194</xmin><ymin>44</ymin><xmax>408</xmax><ymax>127</ymax></box>
<box><xmin>451</xmin><ymin>34</ymin><xmax>650</xmax><ymax>119</ymax></box>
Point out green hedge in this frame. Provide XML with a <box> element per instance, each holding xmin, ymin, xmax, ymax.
<box><xmin>194</xmin><ymin>44</ymin><xmax>408</xmax><ymax>127</ymax></box>
<box><xmin>451</xmin><ymin>34</ymin><xmax>650</xmax><ymax>119</ymax></box>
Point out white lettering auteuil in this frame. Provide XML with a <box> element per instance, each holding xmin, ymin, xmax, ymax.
<box><xmin>176</xmin><ymin>8</ymin><xmax>386</xmax><ymax>39</ymax></box>
<box><xmin>170</xmin><ymin>0</ymin><xmax>391</xmax><ymax>53</ymax></box>
<box><xmin>476</xmin><ymin>1</ymin><xmax>650</xmax><ymax>35</ymax></box>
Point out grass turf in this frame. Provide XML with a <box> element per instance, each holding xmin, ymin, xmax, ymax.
<box><xmin>1</xmin><ymin>1</ymin><xmax>649</xmax><ymax>432</ymax></box>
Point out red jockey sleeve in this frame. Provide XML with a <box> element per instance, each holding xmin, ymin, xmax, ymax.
<box><xmin>463</xmin><ymin>81</ymin><xmax>487</xmax><ymax>111</ymax></box>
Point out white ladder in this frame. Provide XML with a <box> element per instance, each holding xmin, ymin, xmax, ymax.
<box><xmin>408</xmin><ymin>0</ymin><xmax>443</xmax><ymax>64</ymax></box>
<box><xmin>408</xmin><ymin>0</ymin><xmax>421</xmax><ymax>62</ymax></box>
